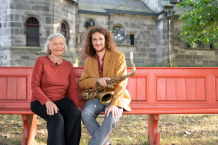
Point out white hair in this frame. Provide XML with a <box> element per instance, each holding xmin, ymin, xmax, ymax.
<box><xmin>42</xmin><ymin>33</ymin><xmax>68</xmax><ymax>55</ymax></box>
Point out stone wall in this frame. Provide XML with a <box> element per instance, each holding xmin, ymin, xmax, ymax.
<box><xmin>0</xmin><ymin>0</ymin><xmax>11</xmax><ymax>47</ymax></box>
<box><xmin>110</xmin><ymin>13</ymin><xmax>157</xmax><ymax>66</ymax></box>
<box><xmin>0</xmin><ymin>0</ymin><xmax>79</xmax><ymax>66</ymax></box>
<box><xmin>53</xmin><ymin>0</ymin><xmax>78</xmax><ymax>51</ymax></box>
<box><xmin>0</xmin><ymin>46</ymin><xmax>78</xmax><ymax>66</ymax></box>
<box><xmin>1</xmin><ymin>0</ymin><xmax>53</xmax><ymax>47</ymax></box>
<box><xmin>76</xmin><ymin>14</ymin><xmax>109</xmax><ymax>66</ymax></box>
<box><xmin>171</xmin><ymin>19</ymin><xmax>218</xmax><ymax>66</ymax></box>
<box><xmin>0</xmin><ymin>47</ymin><xmax>45</xmax><ymax>66</ymax></box>
<box><xmin>77</xmin><ymin>13</ymin><xmax>157</xmax><ymax>66</ymax></box>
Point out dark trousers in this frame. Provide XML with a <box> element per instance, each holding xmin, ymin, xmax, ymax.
<box><xmin>31</xmin><ymin>98</ymin><xmax>81</xmax><ymax>145</ymax></box>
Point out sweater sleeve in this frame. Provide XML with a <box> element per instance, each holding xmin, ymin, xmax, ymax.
<box><xmin>31</xmin><ymin>58</ymin><xmax>50</xmax><ymax>105</ymax></box>
<box><xmin>68</xmin><ymin>66</ymin><xmax>80</xmax><ymax>108</ymax></box>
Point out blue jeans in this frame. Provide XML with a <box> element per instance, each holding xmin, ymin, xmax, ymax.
<box><xmin>81</xmin><ymin>99</ymin><xmax>123</xmax><ymax>145</ymax></box>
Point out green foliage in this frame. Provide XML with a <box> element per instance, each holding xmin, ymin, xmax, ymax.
<box><xmin>177</xmin><ymin>0</ymin><xmax>218</xmax><ymax>47</ymax></box>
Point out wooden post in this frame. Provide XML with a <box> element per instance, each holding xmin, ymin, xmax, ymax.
<box><xmin>148</xmin><ymin>114</ymin><xmax>160</xmax><ymax>145</ymax></box>
<box><xmin>22</xmin><ymin>114</ymin><xmax>37</xmax><ymax>145</ymax></box>
<box><xmin>22</xmin><ymin>115</ymin><xmax>28</xmax><ymax>145</ymax></box>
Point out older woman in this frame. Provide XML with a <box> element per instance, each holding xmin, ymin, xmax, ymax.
<box><xmin>31</xmin><ymin>33</ymin><xmax>81</xmax><ymax>145</ymax></box>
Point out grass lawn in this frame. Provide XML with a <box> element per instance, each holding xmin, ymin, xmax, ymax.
<box><xmin>0</xmin><ymin>114</ymin><xmax>218</xmax><ymax>145</ymax></box>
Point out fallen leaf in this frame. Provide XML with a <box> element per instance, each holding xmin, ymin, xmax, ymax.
<box><xmin>14</xmin><ymin>131</ymin><xmax>21</xmax><ymax>134</ymax></box>
<box><xmin>37</xmin><ymin>130</ymin><xmax>45</xmax><ymax>134</ymax></box>
<box><xmin>190</xmin><ymin>118</ymin><xmax>195</xmax><ymax>122</ymax></box>
<box><xmin>2</xmin><ymin>134</ymin><xmax>9</xmax><ymax>138</ymax></box>
<box><xmin>184</xmin><ymin>131</ymin><xmax>191</xmax><ymax>135</ymax></box>
<box><xmin>139</xmin><ymin>118</ymin><xmax>146</xmax><ymax>120</ymax></box>
<box><xmin>11</xmin><ymin>120</ymin><xmax>16</xmax><ymax>123</ymax></box>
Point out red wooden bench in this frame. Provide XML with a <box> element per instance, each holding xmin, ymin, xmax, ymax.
<box><xmin>0</xmin><ymin>67</ymin><xmax>218</xmax><ymax>145</ymax></box>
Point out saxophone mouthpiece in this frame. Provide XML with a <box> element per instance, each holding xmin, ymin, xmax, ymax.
<box><xmin>129</xmin><ymin>49</ymin><xmax>136</xmax><ymax>76</ymax></box>
<box><xmin>130</xmin><ymin>50</ymin><xmax>133</xmax><ymax>61</ymax></box>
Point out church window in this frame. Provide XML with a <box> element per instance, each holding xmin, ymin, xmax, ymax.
<box><xmin>85</xmin><ymin>19</ymin><xmax>95</xmax><ymax>29</ymax></box>
<box><xmin>26</xmin><ymin>17</ymin><xmax>40</xmax><ymax>46</ymax></box>
<box><xmin>130</xmin><ymin>34</ymin><xmax>135</xmax><ymax>45</ymax></box>
<box><xmin>61</xmin><ymin>23</ymin><xmax>67</xmax><ymax>37</ymax></box>
<box><xmin>61</xmin><ymin>22</ymin><xmax>69</xmax><ymax>46</ymax></box>
<box><xmin>111</xmin><ymin>26</ymin><xmax>125</xmax><ymax>41</ymax></box>
<box><xmin>112</xmin><ymin>26</ymin><xmax>125</xmax><ymax>41</ymax></box>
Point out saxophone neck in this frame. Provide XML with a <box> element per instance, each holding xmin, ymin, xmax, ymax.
<box><xmin>129</xmin><ymin>57</ymin><xmax>136</xmax><ymax>76</ymax></box>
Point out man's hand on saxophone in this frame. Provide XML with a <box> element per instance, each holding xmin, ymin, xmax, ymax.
<box><xmin>97</xmin><ymin>77</ymin><xmax>110</xmax><ymax>87</ymax></box>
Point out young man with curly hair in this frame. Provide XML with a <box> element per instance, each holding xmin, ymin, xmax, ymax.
<box><xmin>79</xmin><ymin>26</ymin><xmax>131</xmax><ymax>145</ymax></box>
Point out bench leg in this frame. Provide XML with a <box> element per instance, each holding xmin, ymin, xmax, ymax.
<box><xmin>148</xmin><ymin>114</ymin><xmax>160</xmax><ymax>145</ymax></box>
<box><xmin>22</xmin><ymin>114</ymin><xmax>37</xmax><ymax>145</ymax></box>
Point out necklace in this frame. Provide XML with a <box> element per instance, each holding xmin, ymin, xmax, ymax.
<box><xmin>48</xmin><ymin>55</ymin><xmax>63</xmax><ymax>64</ymax></box>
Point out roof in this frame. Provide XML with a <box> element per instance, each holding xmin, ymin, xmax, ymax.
<box><xmin>172</xmin><ymin>4</ymin><xmax>192</xmax><ymax>18</ymax></box>
<box><xmin>66</xmin><ymin>0</ymin><xmax>78</xmax><ymax>4</ymax></box>
<box><xmin>78</xmin><ymin>0</ymin><xmax>155</xmax><ymax>16</ymax></box>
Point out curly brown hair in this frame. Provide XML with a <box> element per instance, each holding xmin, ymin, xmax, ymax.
<box><xmin>82</xmin><ymin>26</ymin><xmax>117</xmax><ymax>57</ymax></box>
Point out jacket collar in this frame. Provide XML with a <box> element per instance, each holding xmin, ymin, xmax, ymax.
<box><xmin>92</xmin><ymin>57</ymin><xmax>99</xmax><ymax>77</ymax></box>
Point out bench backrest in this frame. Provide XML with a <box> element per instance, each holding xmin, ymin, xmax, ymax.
<box><xmin>1</xmin><ymin>67</ymin><xmax>218</xmax><ymax>114</ymax></box>
<box><xmin>0</xmin><ymin>67</ymin><xmax>33</xmax><ymax>113</ymax></box>
<box><xmin>76</xmin><ymin>67</ymin><xmax>218</xmax><ymax>114</ymax></box>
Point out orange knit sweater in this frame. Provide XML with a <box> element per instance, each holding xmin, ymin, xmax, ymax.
<box><xmin>31</xmin><ymin>56</ymin><xmax>80</xmax><ymax>107</ymax></box>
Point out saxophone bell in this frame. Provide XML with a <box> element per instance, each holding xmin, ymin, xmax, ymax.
<box><xmin>97</xmin><ymin>91</ymin><xmax>114</xmax><ymax>105</ymax></box>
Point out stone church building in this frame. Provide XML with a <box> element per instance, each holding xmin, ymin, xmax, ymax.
<box><xmin>0</xmin><ymin>0</ymin><xmax>217</xmax><ymax>67</ymax></box>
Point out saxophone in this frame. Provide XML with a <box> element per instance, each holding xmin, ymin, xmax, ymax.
<box><xmin>82</xmin><ymin>50</ymin><xmax>136</xmax><ymax>105</ymax></box>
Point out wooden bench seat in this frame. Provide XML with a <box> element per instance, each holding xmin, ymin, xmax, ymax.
<box><xmin>1</xmin><ymin>67</ymin><xmax>218</xmax><ymax>145</ymax></box>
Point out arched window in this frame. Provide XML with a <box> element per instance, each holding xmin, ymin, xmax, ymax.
<box><xmin>61</xmin><ymin>23</ymin><xmax>67</xmax><ymax>38</ymax></box>
<box><xmin>85</xmin><ymin>19</ymin><xmax>95</xmax><ymax>29</ymax></box>
<box><xmin>26</xmin><ymin>17</ymin><xmax>40</xmax><ymax>46</ymax></box>
<box><xmin>111</xmin><ymin>26</ymin><xmax>125</xmax><ymax>41</ymax></box>
<box><xmin>61</xmin><ymin>22</ymin><xmax>69</xmax><ymax>46</ymax></box>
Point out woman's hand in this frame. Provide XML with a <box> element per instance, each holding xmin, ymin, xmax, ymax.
<box><xmin>97</xmin><ymin>77</ymin><xmax>110</xmax><ymax>87</ymax></box>
<box><xmin>45</xmin><ymin>101</ymin><xmax>59</xmax><ymax>115</ymax></box>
